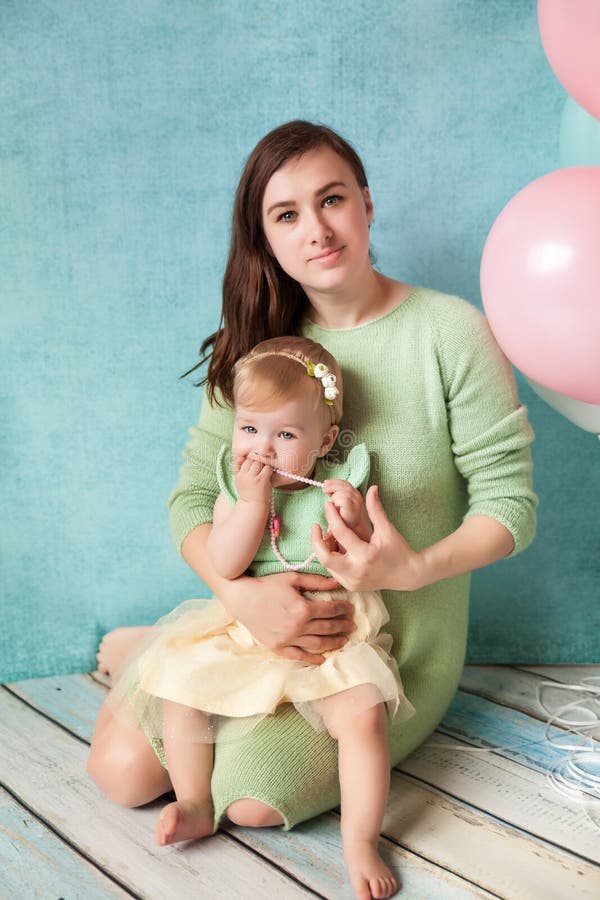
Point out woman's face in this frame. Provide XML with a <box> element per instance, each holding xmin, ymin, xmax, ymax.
<box><xmin>261</xmin><ymin>146</ymin><xmax>373</xmax><ymax>301</ymax></box>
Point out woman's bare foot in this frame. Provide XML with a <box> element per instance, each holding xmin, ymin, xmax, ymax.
<box><xmin>96</xmin><ymin>626</ymin><xmax>151</xmax><ymax>676</ymax></box>
<box><xmin>345</xmin><ymin>839</ymin><xmax>398</xmax><ymax>900</ymax></box>
<box><xmin>156</xmin><ymin>798</ymin><xmax>214</xmax><ymax>846</ymax></box>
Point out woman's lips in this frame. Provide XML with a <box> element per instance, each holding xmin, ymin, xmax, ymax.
<box><xmin>310</xmin><ymin>246</ymin><xmax>344</xmax><ymax>264</ymax></box>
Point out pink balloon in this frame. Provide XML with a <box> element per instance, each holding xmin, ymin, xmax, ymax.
<box><xmin>538</xmin><ymin>0</ymin><xmax>600</xmax><ymax>120</ymax></box>
<box><xmin>480</xmin><ymin>167</ymin><xmax>600</xmax><ymax>404</ymax></box>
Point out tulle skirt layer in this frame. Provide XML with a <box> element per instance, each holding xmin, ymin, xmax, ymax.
<box><xmin>107</xmin><ymin>589</ymin><xmax>414</xmax><ymax>744</ymax></box>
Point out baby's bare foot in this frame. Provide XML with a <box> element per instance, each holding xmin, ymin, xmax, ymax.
<box><xmin>156</xmin><ymin>798</ymin><xmax>214</xmax><ymax>846</ymax></box>
<box><xmin>95</xmin><ymin>626</ymin><xmax>151</xmax><ymax>676</ymax></box>
<box><xmin>345</xmin><ymin>840</ymin><xmax>398</xmax><ymax>900</ymax></box>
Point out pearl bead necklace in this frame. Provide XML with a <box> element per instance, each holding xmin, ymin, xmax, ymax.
<box><xmin>272</xmin><ymin>467</ymin><xmax>326</xmax><ymax>489</ymax></box>
<box><xmin>269</xmin><ymin>467</ymin><xmax>327</xmax><ymax>572</ymax></box>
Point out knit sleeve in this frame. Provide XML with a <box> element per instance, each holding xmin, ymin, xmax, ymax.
<box><xmin>432</xmin><ymin>297</ymin><xmax>537</xmax><ymax>557</ymax></box>
<box><xmin>168</xmin><ymin>390</ymin><xmax>235</xmax><ymax>554</ymax></box>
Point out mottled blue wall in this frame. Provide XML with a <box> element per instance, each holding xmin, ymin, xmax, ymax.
<box><xmin>1</xmin><ymin>0</ymin><xmax>598</xmax><ymax>680</ymax></box>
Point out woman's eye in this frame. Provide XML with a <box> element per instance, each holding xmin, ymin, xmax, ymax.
<box><xmin>279</xmin><ymin>431</ymin><xmax>295</xmax><ymax>440</ymax></box>
<box><xmin>242</xmin><ymin>426</ymin><xmax>257</xmax><ymax>434</ymax></box>
<box><xmin>278</xmin><ymin>210</ymin><xmax>297</xmax><ymax>223</ymax></box>
<box><xmin>323</xmin><ymin>194</ymin><xmax>342</xmax><ymax>207</ymax></box>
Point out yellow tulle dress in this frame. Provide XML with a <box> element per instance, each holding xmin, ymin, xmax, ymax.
<box><xmin>108</xmin><ymin>444</ymin><xmax>414</xmax><ymax>743</ymax></box>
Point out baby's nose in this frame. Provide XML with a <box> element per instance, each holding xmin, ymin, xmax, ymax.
<box><xmin>259</xmin><ymin>441</ymin><xmax>275</xmax><ymax>455</ymax></box>
<box><xmin>253</xmin><ymin>447</ymin><xmax>274</xmax><ymax>462</ymax></box>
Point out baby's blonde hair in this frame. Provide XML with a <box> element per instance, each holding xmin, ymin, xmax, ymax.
<box><xmin>232</xmin><ymin>337</ymin><xmax>343</xmax><ymax>426</ymax></box>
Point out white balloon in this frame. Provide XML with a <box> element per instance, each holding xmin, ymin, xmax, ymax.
<box><xmin>560</xmin><ymin>96</ymin><xmax>600</xmax><ymax>167</ymax></box>
<box><xmin>526</xmin><ymin>377</ymin><xmax>600</xmax><ymax>434</ymax></box>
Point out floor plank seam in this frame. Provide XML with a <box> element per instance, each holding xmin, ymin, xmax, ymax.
<box><xmin>512</xmin><ymin>664</ymin><xmax>598</xmax><ymax>680</ymax></box>
<box><xmin>223</xmin><ymin>829</ymin><xmax>326</xmax><ymax>898</ymax></box>
<box><xmin>1</xmin><ymin>684</ymin><xmax>91</xmax><ymax>748</ymax></box>
<box><xmin>328</xmin><ymin>807</ymin><xmax>507</xmax><ymax>898</ymax></box>
<box><xmin>432</xmin><ymin>725</ymin><xmax>552</xmax><ymax>774</ymax></box>
<box><xmin>376</xmin><ymin>829</ymin><xmax>505</xmax><ymax>899</ymax></box>
<box><xmin>0</xmin><ymin>780</ymin><xmax>142</xmax><ymax>899</ymax></box>
<box><xmin>418</xmin><ymin>727</ymin><xmax>527</xmax><ymax>759</ymax></box>
<box><xmin>456</xmin><ymin>684</ymin><xmax>549</xmax><ymax>721</ymax></box>
<box><xmin>387</xmin><ymin>767</ymin><xmax>600</xmax><ymax>871</ymax></box>
<box><xmin>89</xmin><ymin>670</ymin><xmax>112</xmax><ymax>688</ymax></box>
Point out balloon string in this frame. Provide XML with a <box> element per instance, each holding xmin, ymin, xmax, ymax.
<box><xmin>427</xmin><ymin>675</ymin><xmax>600</xmax><ymax>829</ymax></box>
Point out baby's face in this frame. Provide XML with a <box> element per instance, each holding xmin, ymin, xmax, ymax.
<box><xmin>232</xmin><ymin>393</ymin><xmax>334</xmax><ymax>487</ymax></box>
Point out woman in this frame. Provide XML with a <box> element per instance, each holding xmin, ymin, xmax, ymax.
<box><xmin>89</xmin><ymin>120</ymin><xmax>536</xmax><ymax>889</ymax></box>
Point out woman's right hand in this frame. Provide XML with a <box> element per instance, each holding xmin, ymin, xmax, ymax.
<box><xmin>219</xmin><ymin>571</ymin><xmax>356</xmax><ymax>664</ymax></box>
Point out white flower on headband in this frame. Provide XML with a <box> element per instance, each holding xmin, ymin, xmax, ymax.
<box><xmin>306</xmin><ymin>359</ymin><xmax>340</xmax><ymax>406</ymax></box>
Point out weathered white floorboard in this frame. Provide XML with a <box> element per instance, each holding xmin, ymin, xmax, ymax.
<box><xmin>5</xmin><ymin>673</ymin><xmax>107</xmax><ymax>741</ymax></box>
<box><xmin>3</xmin><ymin>679</ymin><xmax>496</xmax><ymax>899</ymax></box>
<box><xmin>384</xmin><ymin>771</ymin><xmax>600</xmax><ymax>900</ymax></box>
<box><xmin>459</xmin><ymin>665</ymin><xmax>600</xmax><ymax>726</ymax></box>
<box><xmin>0</xmin><ymin>787</ymin><xmax>132</xmax><ymax>899</ymax></box>
<box><xmin>459</xmin><ymin>665</ymin><xmax>559</xmax><ymax>718</ymax></box>
<box><xmin>232</xmin><ymin>817</ymin><xmax>498</xmax><ymax>900</ymax></box>
<box><xmin>441</xmin><ymin>690</ymin><xmax>572</xmax><ymax>771</ymax></box>
<box><xmin>5</xmin><ymin>668</ymin><xmax>600</xmax><ymax>900</ymax></box>
<box><xmin>0</xmin><ymin>689</ymin><xmax>314</xmax><ymax>899</ymax></box>
<box><xmin>402</xmin><ymin>734</ymin><xmax>600</xmax><ymax>863</ymax></box>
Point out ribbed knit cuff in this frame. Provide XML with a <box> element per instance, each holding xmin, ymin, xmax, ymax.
<box><xmin>464</xmin><ymin>499</ymin><xmax>536</xmax><ymax>558</ymax></box>
<box><xmin>169</xmin><ymin>507</ymin><xmax>213</xmax><ymax>557</ymax></box>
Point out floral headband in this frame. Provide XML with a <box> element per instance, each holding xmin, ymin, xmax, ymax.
<box><xmin>305</xmin><ymin>359</ymin><xmax>339</xmax><ymax>406</ymax></box>
<box><xmin>240</xmin><ymin>350</ymin><xmax>340</xmax><ymax>414</ymax></box>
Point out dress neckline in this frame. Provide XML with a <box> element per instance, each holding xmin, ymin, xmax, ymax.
<box><xmin>302</xmin><ymin>286</ymin><xmax>421</xmax><ymax>334</ymax></box>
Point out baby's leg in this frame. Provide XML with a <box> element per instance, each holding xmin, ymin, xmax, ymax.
<box><xmin>157</xmin><ymin>700</ymin><xmax>215</xmax><ymax>846</ymax></box>
<box><xmin>320</xmin><ymin>688</ymin><xmax>397</xmax><ymax>900</ymax></box>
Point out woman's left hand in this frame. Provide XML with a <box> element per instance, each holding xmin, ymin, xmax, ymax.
<box><xmin>311</xmin><ymin>485</ymin><xmax>426</xmax><ymax>592</ymax></box>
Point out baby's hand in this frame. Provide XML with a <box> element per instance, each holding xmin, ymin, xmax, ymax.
<box><xmin>232</xmin><ymin>452</ymin><xmax>273</xmax><ymax>504</ymax></box>
<box><xmin>322</xmin><ymin>479</ymin><xmax>373</xmax><ymax>541</ymax></box>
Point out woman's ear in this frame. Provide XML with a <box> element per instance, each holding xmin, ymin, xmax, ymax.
<box><xmin>363</xmin><ymin>186</ymin><xmax>374</xmax><ymax>226</ymax></box>
<box><xmin>318</xmin><ymin>424</ymin><xmax>340</xmax><ymax>457</ymax></box>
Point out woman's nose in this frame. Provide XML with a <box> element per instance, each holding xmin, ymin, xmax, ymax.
<box><xmin>308</xmin><ymin>211</ymin><xmax>333</xmax><ymax>244</ymax></box>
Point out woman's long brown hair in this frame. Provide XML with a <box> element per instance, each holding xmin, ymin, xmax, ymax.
<box><xmin>184</xmin><ymin>120</ymin><xmax>369</xmax><ymax>406</ymax></box>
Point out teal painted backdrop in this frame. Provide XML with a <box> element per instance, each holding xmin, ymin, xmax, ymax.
<box><xmin>1</xmin><ymin>0</ymin><xmax>598</xmax><ymax>681</ymax></box>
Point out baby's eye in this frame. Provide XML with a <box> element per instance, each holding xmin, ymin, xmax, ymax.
<box><xmin>278</xmin><ymin>210</ymin><xmax>297</xmax><ymax>223</ymax></box>
<box><xmin>323</xmin><ymin>194</ymin><xmax>343</xmax><ymax>208</ymax></box>
<box><xmin>279</xmin><ymin>431</ymin><xmax>296</xmax><ymax>440</ymax></box>
<box><xmin>242</xmin><ymin>425</ymin><xmax>257</xmax><ymax>434</ymax></box>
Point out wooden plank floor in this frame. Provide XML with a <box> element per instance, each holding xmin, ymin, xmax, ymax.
<box><xmin>1</xmin><ymin>665</ymin><xmax>599</xmax><ymax>899</ymax></box>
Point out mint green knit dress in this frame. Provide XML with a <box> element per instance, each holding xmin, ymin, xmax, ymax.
<box><xmin>168</xmin><ymin>288</ymin><xmax>537</xmax><ymax>829</ymax></box>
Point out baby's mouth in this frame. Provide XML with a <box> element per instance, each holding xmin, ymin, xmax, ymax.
<box><xmin>248</xmin><ymin>452</ymin><xmax>275</xmax><ymax>466</ymax></box>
